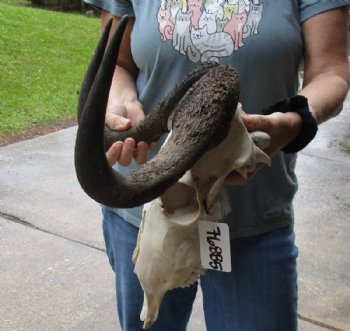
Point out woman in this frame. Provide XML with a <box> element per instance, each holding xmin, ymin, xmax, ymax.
<box><xmin>83</xmin><ymin>1</ymin><xmax>349</xmax><ymax>330</ymax></box>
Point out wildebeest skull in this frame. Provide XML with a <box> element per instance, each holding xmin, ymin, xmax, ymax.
<box><xmin>74</xmin><ymin>16</ymin><xmax>271</xmax><ymax>329</ymax></box>
<box><xmin>132</xmin><ymin>104</ymin><xmax>271</xmax><ymax>328</ymax></box>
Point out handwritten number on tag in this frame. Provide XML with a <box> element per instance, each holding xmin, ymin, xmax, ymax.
<box><xmin>207</xmin><ymin>226</ymin><xmax>221</xmax><ymax>245</ymax></box>
<box><xmin>209</xmin><ymin>246</ymin><xmax>223</xmax><ymax>271</ymax></box>
<box><xmin>207</xmin><ymin>226</ymin><xmax>223</xmax><ymax>271</ymax></box>
<box><xmin>199</xmin><ymin>221</ymin><xmax>231</xmax><ymax>272</ymax></box>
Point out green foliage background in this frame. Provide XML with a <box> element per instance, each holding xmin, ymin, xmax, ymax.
<box><xmin>0</xmin><ymin>1</ymin><xmax>100</xmax><ymax>133</ymax></box>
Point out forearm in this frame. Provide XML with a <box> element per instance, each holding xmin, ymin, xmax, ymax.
<box><xmin>97</xmin><ymin>12</ymin><xmax>148</xmax><ymax>165</ymax></box>
<box><xmin>105</xmin><ymin>48</ymin><xmax>143</xmax><ymax>131</ymax></box>
<box><xmin>299</xmin><ymin>6</ymin><xmax>350</xmax><ymax>124</ymax></box>
<box><xmin>107</xmin><ymin>65</ymin><xmax>139</xmax><ymax>112</ymax></box>
<box><xmin>299</xmin><ymin>68</ymin><xmax>349</xmax><ymax>124</ymax></box>
<box><xmin>100</xmin><ymin>13</ymin><xmax>140</xmax><ymax>112</ymax></box>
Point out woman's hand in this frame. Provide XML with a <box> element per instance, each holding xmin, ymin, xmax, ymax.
<box><xmin>105</xmin><ymin>99</ymin><xmax>144</xmax><ymax>132</ymax></box>
<box><xmin>224</xmin><ymin>111</ymin><xmax>302</xmax><ymax>185</ymax></box>
<box><xmin>105</xmin><ymin>100</ymin><xmax>153</xmax><ymax>166</ymax></box>
<box><xmin>242</xmin><ymin>111</ymin><xmax>302</xmax><ymax>157</ymax></box>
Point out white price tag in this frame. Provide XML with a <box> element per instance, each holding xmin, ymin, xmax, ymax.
<box><xmin>198</xmin><ymin>221</ymin><xmax>231</xmax><ymax>272</ymax></box>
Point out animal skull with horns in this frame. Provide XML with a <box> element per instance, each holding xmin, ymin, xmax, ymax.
<box><xmin>75</xmin><ymin>16</ymin><xmax>271</xmax><ymax>329</ymax></box>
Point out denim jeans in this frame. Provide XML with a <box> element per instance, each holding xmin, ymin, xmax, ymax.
<box><xmin>102</xmin><ymin>208</ymin><xmax>298</xmax><ymax>331</ymax></box>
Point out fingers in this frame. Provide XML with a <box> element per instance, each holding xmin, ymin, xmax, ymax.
<box><xmin>106</xmin><ymin>141</ymin><xmax>123</xmax><ymax>166</ymax></box>
<box><xmin>118</xmin><ymin>138</ymin><xmax>136</xmax><ymax>166</ymax></box>
<box><xmin>134</xmin><ymin>141</ymin><xmax>148</xmax><ymax>165</ymax></box>
<box><xmin>104</xmin><ymin>100</ymin><xmax>150</xmax><ymax>166</ymax></box>
<box><xmin>242</xmin><ymin>113</ymin><xmax>273</xmax><ymax>132</ymax></box>
<box><xmin>243</xmin><ymin>111</ymin><xmax>304</xmax><ymax>158</ymax></box>
<box><xmin>245</xmin><ymin>114</ymin><xmax>279</xmax><ymax>156</ymax></box>
<box><xmin>106</xmin><ymin>138</ymin><xmax>151</xmax><ymax>167</ymax></box>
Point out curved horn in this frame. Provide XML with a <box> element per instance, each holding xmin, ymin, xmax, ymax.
<box><xmin>75</xmin><ymin>16</ymin><xmax>240</xmax><ymax>208</ymax></box>
<box><xmin>77</xmin><ymin>18</ymin><xmax>113</xmax><ymax>124</ymax></box>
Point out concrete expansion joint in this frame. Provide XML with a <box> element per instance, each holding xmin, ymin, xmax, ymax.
<box><xmin>0</xmin><ymin>211</ymin><xmax>105</xmax><ymax>253</ymax></box>
<box><xmin>0</xmin><ymin>211</ymin><xmax>38</xmax><ymax>229</ymax></box>
<box><xmin>300</xmin><ymin>151</ymin><xmax>350</xmax><ymax>167</ymax></box>
<box><xmin>298</xmin><ymin>314</ymin><xmax>345</xmax><ymax>331</ymax></box>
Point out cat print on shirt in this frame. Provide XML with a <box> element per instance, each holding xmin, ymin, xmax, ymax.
<box><xmin>157</xmin><ymin>6</ymin><xmax>174</xmax><ymax>41</ymax></box>
<box><xmin>217</xmin><ymin>18</ymin><xmax>229</xmax><ymax>32</ymax></box>
<box><xmin>167</xmin><ymin>0</ymin><xmax>184</xmax><ymax>23</ymax></box>
<box><xmin>243</xmin><ymin>3</ymin><xmax>263</xmax><ymax>37</ymax></box>
<box><xmin>236</xmin><ymin>0</ymin><xmax>251</xmax><ymax>13</ymax></box>
<box><xmin>223</xmin><ymin>2</ymin><xmax>239</xmax><ymax>20</ymax></box>
<box><xmin>173</xmin><ymin>10</ymin><xmax>199</xmax><ymax>57</ymax></box>
<box><xmin>199</xmin><ymin>10</ymin><xmax>217</xmax><ymax>34</ymax></box>
<box><xmin>191</xmin><ymin>24</ymin><xmax>234</xmax><ymax>62</ymax></box>
<box><xmin>203</xmin><ymin>0</ymin><xmax>224</xmax><ymax>20</ymax></box>
<box><xmin>157</xmin><ymin>0</ymin><xmax>264</xmax><ymax>63</ymax></box>
<box><xmin>188</xmin><ymin>0</ymin><xmax>202</xmax><ymax>28</ymax></box>
<box><xmin>224</xmin><ymin>11</ymin><xmax>248</xmax><ymax>50</ymax></box>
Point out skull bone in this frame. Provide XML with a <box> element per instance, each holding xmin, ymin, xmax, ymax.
<box><xmin>132</xmin><ymin>104</ymin><xmax>271</xmax><ymax>328</ymax></box>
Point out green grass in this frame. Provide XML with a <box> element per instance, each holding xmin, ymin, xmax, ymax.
<box><xmin>0</xmin><ymin>2</ymin><xmax>100</xmax><ymax>133</ymax></box>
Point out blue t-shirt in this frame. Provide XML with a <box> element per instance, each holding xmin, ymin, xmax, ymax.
<box><xmin>84</xmin><ymin>0</ymin><xmax>349</xmax><ymax>238</ymax></box>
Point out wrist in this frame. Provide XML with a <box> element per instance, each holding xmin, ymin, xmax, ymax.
<box><xmin>108</xmin><ymin>77</ymin><xmax>139</xmax><ymax>111</ymax></box>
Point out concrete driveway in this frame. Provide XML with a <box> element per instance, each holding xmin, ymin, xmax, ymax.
<box><xmin>0</xmin><ymin>96</ymin><xmax>349</xmax><ymax>330</ymax></box>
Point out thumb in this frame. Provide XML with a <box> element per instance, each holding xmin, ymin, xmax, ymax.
<box><xmin>242</xmin><ymin>114</ymin><xmax>270</xmax><ymax>132</ymax></box>
<box><xmin>106</xmin><ymin>113</ymin><xmax>132</xmax><ymax>131</ymax></box>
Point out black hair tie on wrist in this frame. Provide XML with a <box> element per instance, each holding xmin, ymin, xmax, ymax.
<box><xmin>262</xmin><ymin>95</ymin><xmax>318</xmax><ymax>153</ymax></box>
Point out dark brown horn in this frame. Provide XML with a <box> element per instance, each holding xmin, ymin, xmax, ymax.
<box><xmin>74</xmin><ymin>16</ymin><xmax>240</xmax><ymax>208</ymax></box>
<box><xmin>77</xmin><ymin>18</ymin><xmax>113</xmax><ymax>124</ymax></box>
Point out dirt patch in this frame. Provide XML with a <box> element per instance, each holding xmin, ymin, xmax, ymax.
<box><xmin>0</xmin><ymin>120</ymin><xmax>77</xmax><ymax>147</ymax></box>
